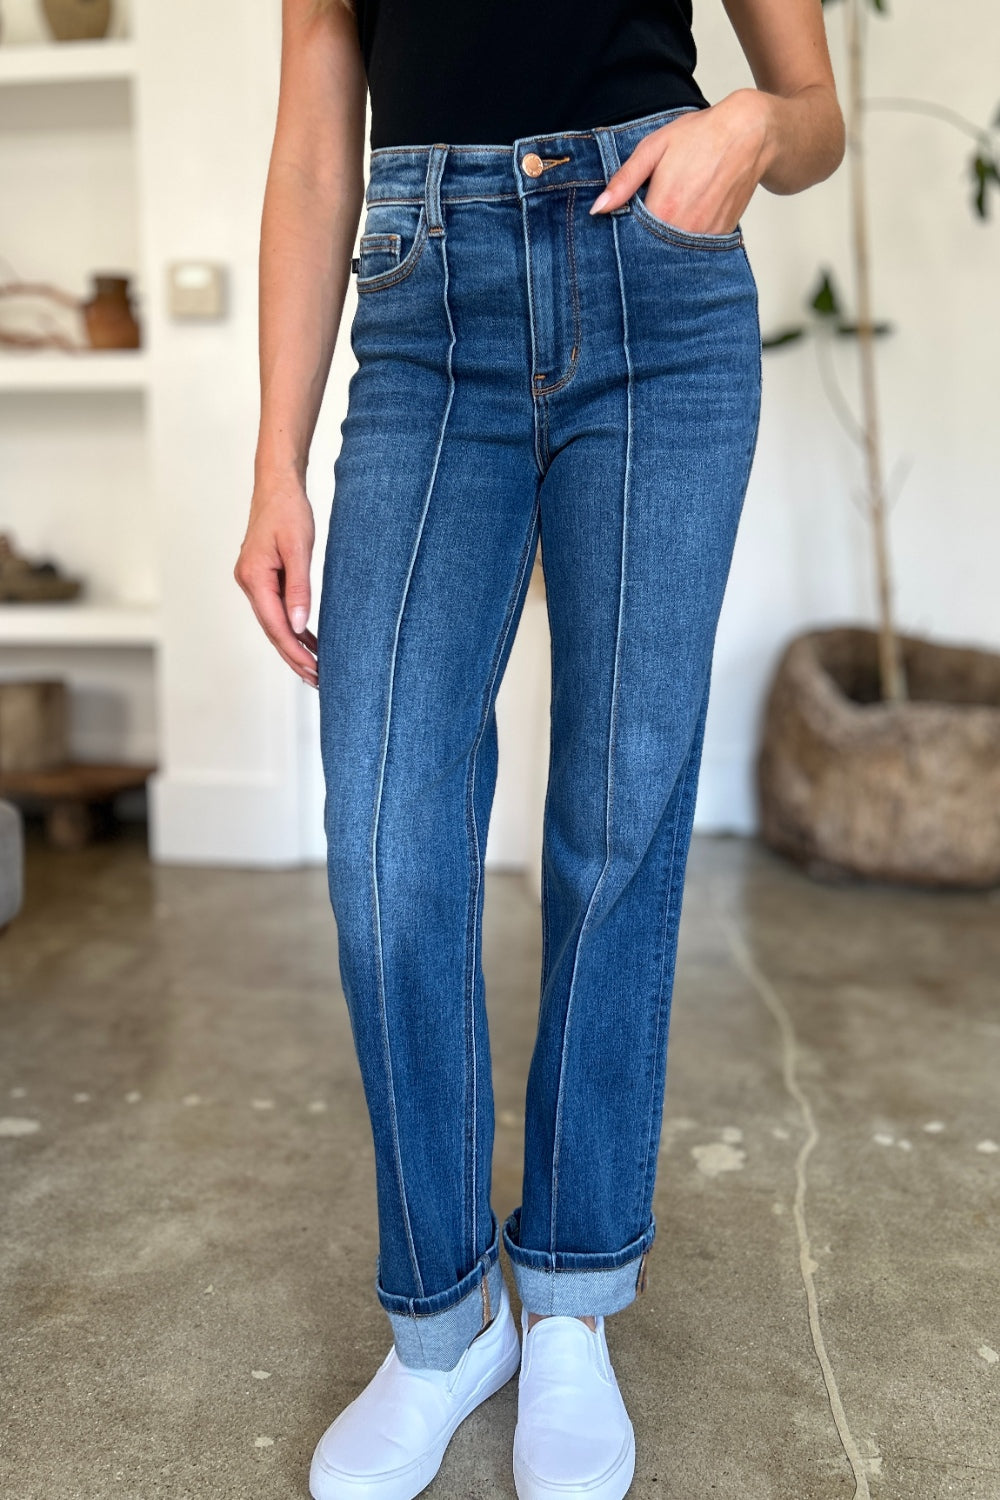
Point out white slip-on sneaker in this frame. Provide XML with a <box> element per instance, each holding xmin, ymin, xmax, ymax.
<box><xmin>513</xmin><ymin>1310</ymin><xmax>636</xmax><ymax>1500</ymax></box>
<box><xmin>309</xmin><ymin>1278</ymin><xmax>521</xmax><ymax>1500</ymax></box>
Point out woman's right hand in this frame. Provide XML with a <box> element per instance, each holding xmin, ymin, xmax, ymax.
<box><xmin>234</xmin><ymin>470</ymin><xmax>319</xmax><ymax>688</ymax></box>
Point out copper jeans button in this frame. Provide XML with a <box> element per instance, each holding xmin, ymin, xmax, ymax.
<box><xmin>521</xmin><ymin>152</ymin><xmax>544</xmax><ymax>178</ymax></box>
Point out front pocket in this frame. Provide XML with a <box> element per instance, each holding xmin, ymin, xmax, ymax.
<box><xmin>630</xmin><ymin>186</ymin><xmax>743</xmax><ymax>251</ymax></box>
<box><xmin>353</xmin><ymin>200</ymin><xmax>429</xmax><ymax>291</ymax></box>
<box><xmin>357</xmin><ymin>232</ymin><xmax>400</xmax><ymax>280</ymax></box>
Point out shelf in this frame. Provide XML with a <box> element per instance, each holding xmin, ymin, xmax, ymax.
<box><xmin>0</xmin><ymin>601</ymin><xmax>159</xmax><ymax>647</ymax></box>
<box><xmin>0</xmin><ymin>352</ymin><xmax>148</xmax><ymax>393</ymax></box>
<box><xmin>0</xmin><ymin>39</ymin><xmax>136</xmax><ymax>86</ymax></box>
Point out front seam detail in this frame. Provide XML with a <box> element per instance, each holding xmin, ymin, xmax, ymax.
<box><xmin>369</xmin><ymin>211</ymin><xmax>457</xmax><ymax>1303</ymax></box>
<box><xmin>635</xmin><ymin>694</ymin><xmax>704</xmax><ymax>1227</ymax></box>
<box><xmin>547</xmin><ymin>205</ymin><xmax>632</xmax><ymax>1252</ymax></box>
<box><xmin>463</xmin><ymin>495</ymin><xmax>540</xmax><ymax>1275</ymax></box>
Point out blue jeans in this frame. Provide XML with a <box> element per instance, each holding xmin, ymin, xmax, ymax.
<box><xmin>317</xmin><ymin>104</ymin><xmax>762</xmax><ymax>1369</ymax></box>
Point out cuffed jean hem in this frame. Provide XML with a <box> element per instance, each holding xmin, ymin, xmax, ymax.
<box><xmin>376</xmin><ymin>1215</ymin><xmax>504</xmax><ymax>1370</ymax></box>
<box><xmin>501</xmin><ymin>1208</ymin><xmax>656</xmax><ymax>1317</ymax></box>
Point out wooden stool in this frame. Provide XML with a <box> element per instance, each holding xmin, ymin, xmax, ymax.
<box><xmin>0</xmin><ymin>761</ymin><xmax>157</xmax><ymax>850</ymax></box>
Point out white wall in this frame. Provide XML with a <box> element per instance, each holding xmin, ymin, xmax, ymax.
<box><xmin>692</xmin><ymin>0</ymin><xmax>1000</xmax><ymax>828</ymax></box>
<box><xmin>133</xmin><ymin>0</ymin><xmax>314</xmax><ymax>864</ymax></box>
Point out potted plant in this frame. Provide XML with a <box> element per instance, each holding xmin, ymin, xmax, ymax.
<box><xmin>756</xmin><ymin>0</ymin><xmax>1000</xmax><ymax>888</ymax></box>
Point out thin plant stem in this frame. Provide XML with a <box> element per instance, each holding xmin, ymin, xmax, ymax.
<box><xmin>865</xmin><ymin>95</ymin><xmax>994</xmax><ymax>148</ymax></box>
<box><xmin>846</xmin><ymin>0</ymin><xmax>907</xmax><ymax>701</ymax></box>
<box><xmin>813</xmin><ymin>327</ymin><xmax>866</xmax><ymax>450</ymax></box>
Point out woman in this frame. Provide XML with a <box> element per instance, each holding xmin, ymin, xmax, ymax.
<box><xmin>235</xmin><ymin>1</ymin><xmax>843</xmax><ymax>1496</ymax></box>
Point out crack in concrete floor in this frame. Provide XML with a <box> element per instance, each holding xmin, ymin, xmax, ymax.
<box><xmin>719</xmin><ymin>904</ymin><xmax>873</xmax><ymax>1500</ymax></box>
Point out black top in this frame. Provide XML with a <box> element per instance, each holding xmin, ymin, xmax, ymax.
<box><xmin>354</xmin><ymin>0</ymin><xmax>709</xmax><ymax>150</ymax></box>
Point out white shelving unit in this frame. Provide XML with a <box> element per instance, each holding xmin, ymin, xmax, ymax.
<box><xmin>0</xmin><ymin>24</ymin><xmax>159</xmax><ymax>773</ymax></box>
<box><xmin>0</xmin><ymin>351</ymin><xmax>149</xmax><ymax>393</ymax></box>
<box><xmin>0</xmin><ymin>38</ymin><xmax>135</xmax><ymax>84</ymax></box>
<box><xmin>0</xmin><ymin>5</ymin><xmax>330</xmax><ymax>865</ymax></box>
<box><xmin>0</xmin><ymin>602</ymin><xmax>159</xmax><ymax>647</ymax></box>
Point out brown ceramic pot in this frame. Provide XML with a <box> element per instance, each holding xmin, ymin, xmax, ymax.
<box><xmin>81</xmin><ymin>274</ymin><xmax>140</xmax><ymax>350</ymax></box>
<box><xmin>757</xmin><ymin>626</ymin><xmax>1000</xmax><ymax>888</ymax></box>
<box><xmin>41</xmin><ymin>0</ymin><xmax>111</xmax><ymax>42</ymax></box>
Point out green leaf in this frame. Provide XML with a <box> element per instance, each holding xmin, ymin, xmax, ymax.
<box><xmin>972</xmin><ymin>155</ymin><xmax>989</xmax><ymax>219</ymax></box>
<box><xmin>821</xmin><ymin>0</ymin><xmax>888</xmax><ymax>11</ymax></box>
<box><xmin>970</xmin><ymin>153</ymin><xmax>1000</xmax><ymax>220</ymax></box>
<box><xmin>810</xmin><ymin>269</ymin><xmax>843</xmax><ymax>319</ymax></box>
<box><xmin>761</xmin><ymin>327</ymin><xmax>808</xmax><ymax>350</ymax></box>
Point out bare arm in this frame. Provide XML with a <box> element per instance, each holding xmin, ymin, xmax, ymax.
<box><xmin>235</xmin><ymin>0</ymin><xmax>367</xmax><ymax>687</ymax></box>
<box><xmin>591</xmin><ymin>0</ymin><xmax>845</xmax><ymax>234</ymax></box>
<box><xmin>720</xmin><ymin>0</ymin><xmax>846</xmax><ymax>192</ymax></box>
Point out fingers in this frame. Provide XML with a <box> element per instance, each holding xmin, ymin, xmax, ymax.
<box><xmin>248</xmin><ymin>575</ymin><xmax>319</xmax><ymax>687</ymax></box>
<box><xmin>281</xmin><ymin>542</ymin><xmax>319</xmax><ymax>687</ymax></box>
<box><xmin>283</xmin><ymin>543</ymin><xmax>312</xmax><ymax>639</ymax></box>
<box><xmin>234</xmin><ymin>553</ymin><xmax>319</xmax><ymax>688</ymax></box>
<box><xmin>589</xmin><ymin>125</ymin><xmax>673</xmax><ymax>214</ymax></box>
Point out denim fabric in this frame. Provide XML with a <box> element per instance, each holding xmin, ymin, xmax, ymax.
<box><xmin>317</xmin><ymin>104</ymin><xmax>762</xmax><ymax>1370</ymax></box>
<box><xmin>379</xmin><ymin>1212</ymin><xmax>506</xmax><ymax>1369</ymax></box>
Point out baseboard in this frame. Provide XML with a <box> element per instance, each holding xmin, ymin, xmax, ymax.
<box><xmin>148</xmin><ymin>769</ymin><xmax>304</xmax><ymax>866</ymax></box>
<box><xmin>693</xmin><ymin>744</ymin><xmax>757</xmax><ymax>834</ymax></box>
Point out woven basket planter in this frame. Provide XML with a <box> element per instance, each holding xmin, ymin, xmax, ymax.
<box><xmin>757</xmin><ymin>626</ymin><xmax>1000</xmax><ymax>888</ymax></box>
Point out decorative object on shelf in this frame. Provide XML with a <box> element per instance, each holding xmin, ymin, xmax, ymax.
<box><xmin>0</xmin><ymin>279</ymin><xmax>81</xmax><ymax>351</ymax></box>
<box><xmin>758</xmin><ymin>629</ymin><xmax>1000</xmax><ymax>889</ymax></box>
<box><xmin>0</xmin><ymin>531</ymin><xmax>83</xmax><ymax>602</ymax></box>
<box><xmin>0</xmin><ymin>273</ymin><xmax>141</xmax><ymax>351</ymax></box>
<box><xmin>0</xmin><ymin>760</ymin><xmax>156</xmax><ymax>850</ymax></box>
<box><xmin>0</xmin><ymin>679</ymin><xmax>68</xmax><ymax>773</ymax></box>
<box><xmin>40</xmin><ymin>0</ymin><xmax>111</xmax><ymax>42</ymax></box>
<box><xmin>81</xmin><ymin>273</ymin><xmax>140</xmax><ymax>349</ymax></box>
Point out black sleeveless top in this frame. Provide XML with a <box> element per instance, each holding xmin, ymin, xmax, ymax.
<box><xmin>354</xmin><ymin>0</ymin><xmax>709</xmax><ymax>150</ymax></box>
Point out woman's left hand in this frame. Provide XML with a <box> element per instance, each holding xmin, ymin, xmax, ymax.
<box><xmin>589</xmin><ymin>89</ymin><xmax>774</xmax><ymax>235</ymax></box>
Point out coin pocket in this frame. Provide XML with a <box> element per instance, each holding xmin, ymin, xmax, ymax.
<box><xmin>355</xmin><ymin>232</ymin><xmax>401</xmax><ymax>280</ymax></box>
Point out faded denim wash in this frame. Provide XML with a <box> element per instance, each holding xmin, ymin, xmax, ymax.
<box><xmin>316</xmin><ymin>104</ymin><xmax>762</xmax><ymax>1370</ymax></box>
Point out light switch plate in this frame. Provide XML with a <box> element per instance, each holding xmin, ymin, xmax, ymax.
<box><xmin>167</xmin><ymin>261</ymin><xmax>227</xmax><ymax>320</ymax></box>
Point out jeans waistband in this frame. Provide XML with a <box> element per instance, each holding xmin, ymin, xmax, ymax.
<box><xmin>363</xmin><ymin>104</ymin><xmax>705</xmax><ymax>221</ymax></box>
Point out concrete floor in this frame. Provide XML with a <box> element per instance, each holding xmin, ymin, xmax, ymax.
<box><xmin>1</xmin><ymin>825</ymin><xmax>998</xmax><ymax>1500</ymax></box>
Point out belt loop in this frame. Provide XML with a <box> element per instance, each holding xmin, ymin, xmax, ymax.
<box><xmin>424</xmin><ymin>143</ymin><xmax>449</xmax><ymax>236</ymax></box>
<box><xmin>593</xmin><ymin>124</ymin><xmax>620</xmax><ymax>188</ymax></box>
<box><xmin>593</xmin><ymin>126</ymin><xmax>629</xmax><ymax>215</ymax></box>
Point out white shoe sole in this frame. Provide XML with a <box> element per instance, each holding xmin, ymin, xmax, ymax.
<box><xmin>309</xmin><ymin>1323</ymin><xmax>522</xmax><ymax>1500</ymax></box>
<box><xmin>512</xmin><ymin>1424</ymin><xmax>636</xmax><ymax>1500</ymax></box>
